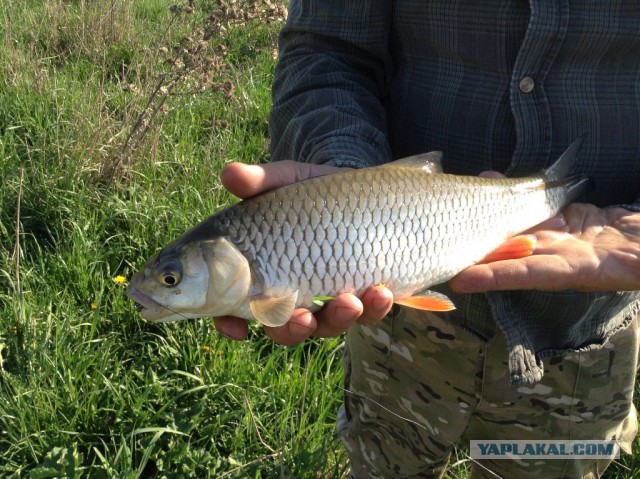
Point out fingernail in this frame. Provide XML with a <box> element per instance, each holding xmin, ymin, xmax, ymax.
<box><xmin>217</xmin><ymin>328</ymin><xmax>240</xmax><ymax>341</ymax></box>
<box><xmin>289</xmin><ymin>319</ymin><xmax>315</xmax><ymax>338</ymax></box>
<box><xmin>546</xmin><ymin>216</ymin><xmax>567</xmax><ymax>230</ymax></box>
<box><xmin>450</xmin><ymin>277</ymin><xmax>480</xmax><ymax>294</ymax></box>
<box><xmin>336</xmin><ymin>306</ymin><xmax>360</xmax><ymax>321</ymax></box>
<box><xmin>217</xmin><ymin>330</ymin><xmax>233</xmax><ymax>340</ymax></box>
<box><xmin>373</xmin><ymin>298</ymin><xmax>392</xmax><ymax>312</ymax></box>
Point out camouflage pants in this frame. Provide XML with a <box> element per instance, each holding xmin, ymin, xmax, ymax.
<box><xmin>337</xmin><ymin>308</ymin><xmax>639</xmax><ymax>479</ymax></box>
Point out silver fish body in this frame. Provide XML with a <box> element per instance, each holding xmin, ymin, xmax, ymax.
<box><xmin>128</xmin><ymin>140</ymin><xmax>587</xmax><ymax>326</ymax></box>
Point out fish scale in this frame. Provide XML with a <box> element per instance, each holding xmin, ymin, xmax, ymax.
<box><xmin>128</xmin><ymin>139</ymin><xmax>588</xmax><ymax>326</ymax></box>
<box><xmin>218</xmin><ymin>164</ymin><xmax>554</xmax><ymax>308</ymax></box>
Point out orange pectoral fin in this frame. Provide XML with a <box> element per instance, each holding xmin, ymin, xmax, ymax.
<box><xmin>394</xmin><ymin>290</ymin><xmax>456</xmax><ymax>312</ymax></box>
<box><xmin>479</xmin><ymin>234</ymin><xmax>537</xmax><ymax>264</ymax></box>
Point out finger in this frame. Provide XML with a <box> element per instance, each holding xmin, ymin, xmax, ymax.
<box><xmin>524</xmin><ymin>214</ymin><xmax>568</xmax><ymax>233</ymax></box>
<box><xmin>264</xmin><ymin>309</ymin><xmax>317</xmax><ymax>346</ymax></box>
<box><xmin>314</xmin><ymin>293</ymin><xmax>363</xmax><ymax>337</ymax></box>
<box><xmin>357</xmin><ymin>285</ymin><xmax>393</xmax><ymax>324</ymax></box>
<box><xmin>450</xmin><ymin>255</ymin><xmax>577</xmax><ymax>293</ymax></box>
<box><xmin>214</xmin><ymin>316</ymin><xmax>249</xmax><ymax>340</ymax></box>
<box><xmin>220</xmin><ymin>161</ymin><xmax>343</xmax><ymax>199</ymax></box>
<box><xmin>563</xmin><ymin>203</ymin><xmax>609</xmax><ymax>237</ymax></box>
<box><xmin>478</xmin><ymin>171</ymin><xmax>505</xmax><ymax>179</ymax></box>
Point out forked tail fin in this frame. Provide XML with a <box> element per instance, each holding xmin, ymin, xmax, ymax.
<box><xmin>543</xmin><ymin>136</ymin><xmax>592</xmax><ymax>202</ymax></box>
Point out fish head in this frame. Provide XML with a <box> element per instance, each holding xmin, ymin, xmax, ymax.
<box><xmin>127</xmin><ymin>237</ymin><xmax>252</xmax><ymax>322</ymax></box>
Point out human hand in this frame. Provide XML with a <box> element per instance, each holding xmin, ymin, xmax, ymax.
<box><xmin>213</xmin><ymin>161</ymin><xmax>394</xmax><ymax>345</ymax></box>
<box><xmin>451</xmin><ymin>202</ymin><xmax>640</xmax><ymax>294</ymax></box>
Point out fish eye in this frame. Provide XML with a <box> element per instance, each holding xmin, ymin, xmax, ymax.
<box><xmin>159</xmin><ymin>271</ymin><xmax>181</xmax><ymax>287</ymax></box>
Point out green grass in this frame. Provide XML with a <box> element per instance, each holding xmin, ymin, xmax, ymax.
<box><xmin>0</xmin><ymin>1</ymin><xmax>349</xmax><ymax>477</ymax></box>
<box><xmin>0</xmin><ymin>1</ymin><xmax>638</xmax><ymax>478</ymax></box>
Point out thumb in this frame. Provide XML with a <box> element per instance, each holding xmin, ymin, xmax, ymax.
<box><xmin>478</xmin><ymin>170</ymin><xmax>505</xmax><ymax>179</ymax></box>
<box><xmin>221</xmin><ymin>161</ymin><xmax>344</xmax><ymax>199</ymax></box>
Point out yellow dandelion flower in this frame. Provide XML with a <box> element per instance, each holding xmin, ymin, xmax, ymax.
<box><xmin>113</xmin><ymin>275</ymin><xmax>127</xmax><ymax>285</ymax></box>
<box><xmin>90</xmin><ymin>302</ymin><xmax>98</xmax><ymax>310</ymax></box>
<box><xmin>201</xmin><ymin>345</ymin><xmax>211</xmax><ymax>353</ymax></box>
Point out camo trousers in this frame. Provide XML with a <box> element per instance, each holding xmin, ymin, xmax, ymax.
<box><xmin>337</xmin><ymin>308</ymin><xmax>639</xmax><ymax>479</ymax></box>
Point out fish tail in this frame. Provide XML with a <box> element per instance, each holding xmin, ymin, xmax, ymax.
<box><xmin>562</xmin><ymin>174</ymin><xmax>593</xmax><ymax>202</ymax></box>
<box><xmin>543</xmin><ymin>135</ymin><xmax>591</xmax><ymax>201</ymax></box>
<box><xmin>543</xmin><ymin>135</ymin><xmax>585</xmax><ymax>182</ymax></box>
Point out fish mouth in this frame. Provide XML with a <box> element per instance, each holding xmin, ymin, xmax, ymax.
<box><xmin>126</xmin><ymin>285</ymin><xmax>175</xmax><ymax>322</ymax></box>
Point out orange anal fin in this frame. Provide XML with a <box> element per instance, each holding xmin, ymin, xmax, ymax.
<box><xmin>394</xmin><ymin>291</ymin><xmax>456</xmax><ymax>312</ymax></box>
<box><xmin>480</xmin><ymin>234</ymin><xmax>536</xmax><ymax>264</ymax></box>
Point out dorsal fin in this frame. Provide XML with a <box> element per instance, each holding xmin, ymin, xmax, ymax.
<box><xmin>388</xmin><ymin>151</ymin><xmax>444</xmax><ymax>173</ymax></box>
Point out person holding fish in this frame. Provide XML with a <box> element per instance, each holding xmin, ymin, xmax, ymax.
<box><xmin>129</xmin><ymin>1</ymin><xmax>640</xmax><ymax>478</ymax></box>
<box><xmin>220</xmin><ymin>2</ymin><xmax>640</xmax><ymax>478</ymax></box>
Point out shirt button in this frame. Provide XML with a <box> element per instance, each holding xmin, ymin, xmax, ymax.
<box><xmin>519</xmin><ymin>76</ymin><xmax>535</xmax><ymax>93</ymax></box>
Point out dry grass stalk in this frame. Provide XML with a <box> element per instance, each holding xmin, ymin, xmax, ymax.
<box><xmin>99</xmin><ymin>0</ymin><xmax>287</xmax><ymax>184</ymax></box>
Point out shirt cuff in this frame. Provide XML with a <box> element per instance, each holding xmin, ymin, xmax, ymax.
<box><xmin>608</xmin><ymin>197</ymin><xmax>640</xmax><ymax>212</ymax></box>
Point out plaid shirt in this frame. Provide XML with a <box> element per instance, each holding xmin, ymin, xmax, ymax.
<box><xmin>269</xmin><ymin>0</ymin><xmax>640</xmax><ymax>384</ymax></box>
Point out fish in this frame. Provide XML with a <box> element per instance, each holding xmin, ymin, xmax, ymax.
<box><xmin>127</xmin><ymin>138</ymin><xmax>588</xmax><ymax>326</ymax></box>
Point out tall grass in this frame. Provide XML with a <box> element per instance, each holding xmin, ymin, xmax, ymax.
<box><xmin>0</xmin><ymin>1</ymin><xmax>350</xmax><ymax>477</ymax></box>
<box><xmin>0</xmin><ymin>1</ymin><xmax>638</xmax><ymax>478</ymax></box>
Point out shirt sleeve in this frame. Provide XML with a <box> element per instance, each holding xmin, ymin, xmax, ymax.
<box><xmin>615</xmin><ymin>198</ymin><xmax>640</xmax><ymax>212</ymax></box>
<box><xmin>269</xmin><ymin>0</ymin><xmax>394</xmax><ymax>168</ymax></box>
